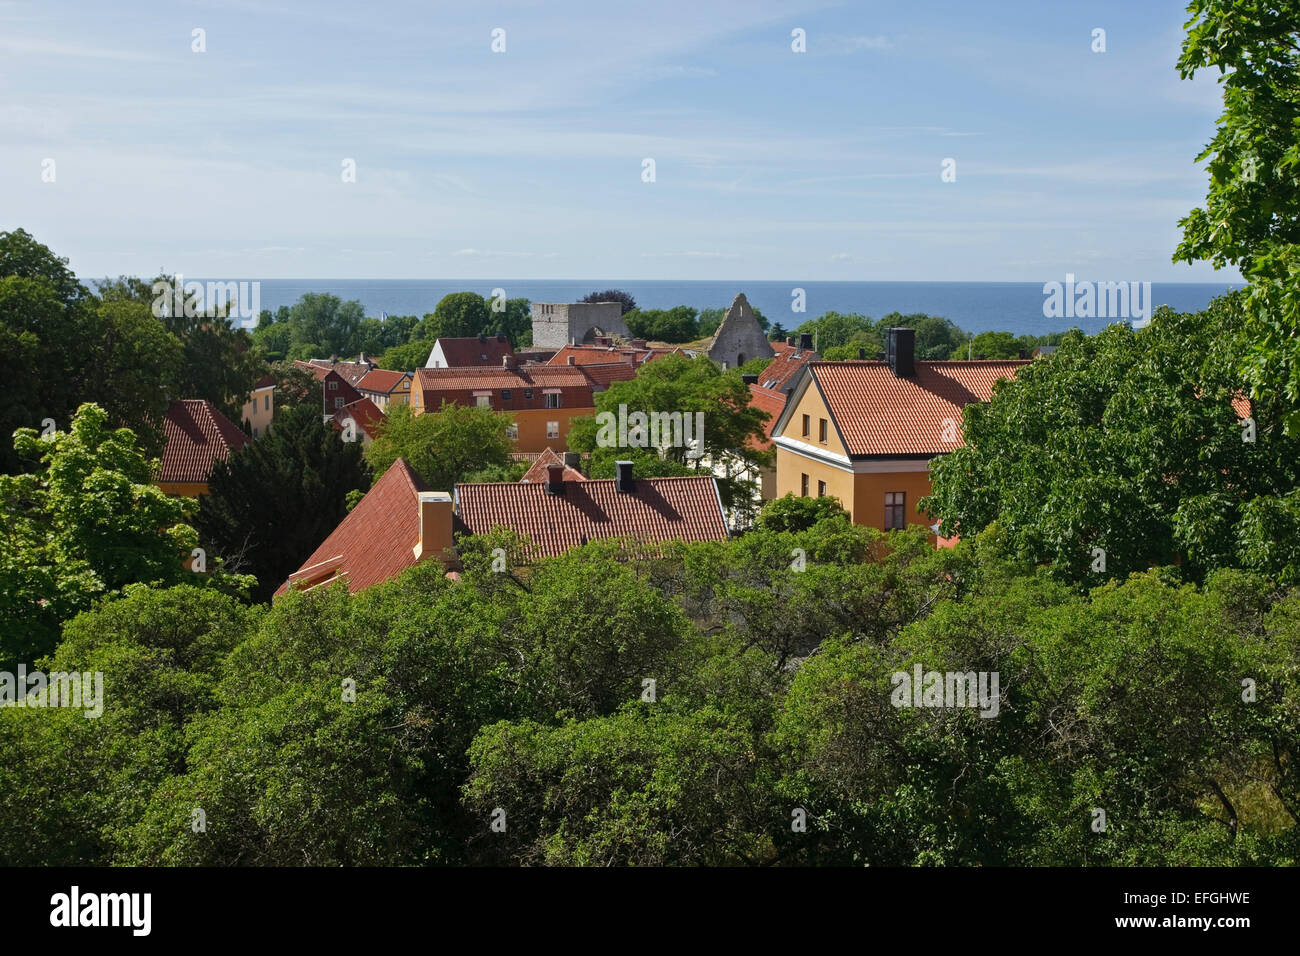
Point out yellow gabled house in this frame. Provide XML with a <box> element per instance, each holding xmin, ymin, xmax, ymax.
<box><xmin>770</xmin><ymin>328</ymin><xmax>1028</xmax><ymax>537</ymax></box>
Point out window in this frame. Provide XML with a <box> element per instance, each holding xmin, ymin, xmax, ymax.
<box><xmin>817</xmin><ymin>480</ymin><xmax>826</xmax><ymax>497</ymax></box>
<box><xmin>545</xmin><ymin>393</ymin><xmax>561</xmax><ymax>409</ymax></box>
<box><xmin>328</xmin><ymin>380</ymin><xmax>338</xmax><ymax>391</ymax></box>
<box><xmin>547</xmin><ymin>421</ymin><xmax>559</xmax><ymax>439</ymax></box>
<box><xmin>476</xmin><ymin>395</ymin><xmax>491</xmax><ymax>408</ymax></box>
<box><xmin>819</xmin><ymin>418</ymin><xmax>828</xmax><ymax>443</ymax></box>
<box><xmin>264</xmin><ymin>394</ymin><xmax>270</xmax><ymax>411</ymax></box>
<box><xmin>501</xmin><ymin>389</ymin><xmax>511</xmax><ymax>400</ymax></box>
<box><xmin>506</xmin><ymin>423</ymin><xmax>518</xmax><ymax>440</ymax></box>
<box><xmin>800</xmin><ymin>473</ymin><xmax>809</xmax><ymax>496</ymax></box>
<box><xmin>801</xmin><ymin>414</ymin><xmax>810</xmax><ymax>437</ymax></box>
<box><xmin>334</xmin><ymin>397</ymin><xmax>344</xmax><ymax>409</ymax></box>
<box><xmin>524</xmin><ymin>388</ymin><xmax>533</xmax><ymax>400</ymax></box>
<box><xmin>885</xmin><ymin>492</ymin><xmax>906</xmax><ymax>530</ymax></box>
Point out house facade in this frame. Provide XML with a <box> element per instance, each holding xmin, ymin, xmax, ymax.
<box><xmin>770</xmin><ymin>328</ymin><xmax>1028</xmax><ymax>535</ymax></box>
<box><xmin>412</xmin><ymin>360</ymin><xmax>634</xmax><ymax>453</ymax></box>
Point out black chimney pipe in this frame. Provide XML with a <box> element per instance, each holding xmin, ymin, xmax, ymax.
<box><xmin>615</xmin><ymin>460</ymin><xmax>635</xmax><ymax>494</ymax></box>
<box><xmin>885</xmin><ymin>328</ymin><xmax>915</xmax><ymax>377</ymax></box>
<box><xmin>858</xmin><ymin>347</ymin><xmax>867</xmax><ymax>360</ymax></box>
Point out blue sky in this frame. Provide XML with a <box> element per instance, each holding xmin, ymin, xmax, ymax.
<box><xmin>0</xmin><ymin>0</ymin><xmax>1242</xmax><ymax>283</ymax></box>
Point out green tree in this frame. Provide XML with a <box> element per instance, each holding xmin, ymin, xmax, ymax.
<box><xmin>566</xmin><ymin>354</ymin><xmax>772</xmax><ymax>518</ymax></box>
<box><xmin>195</xmin><ymin>404</ymin><xmax>371</xmax><ymax>602</ymax></box>
<box><xmin>755</xmin><ymin>492</ymin><xmax>850</xmax><ymax>532</ymax></box>
<box><xmin>0</xmin><ymin>404</ymin><xmax>198</xmax><ymax>663</ymax></box>
<box><xmin>0</xmin><ymin>584</ymin><xmax>260</xmax><ymax>865</ymax></box>
<box><xmin>923</xmin><ymin>300</ymin><xmax>1300</xmax><ymax>583</ymax></box>
<box><xmin>364</xmin><ymin>402</ymin><xmax>512</xmax><ymax>491</ymax></box>
<box><xmin>424</xmin><ymin>292</ymin><xmax>490</xmax><ymax>340</ymax></box>
<box><xmin>1174</xmin><ymin>0</ymin><xmax>1300</xmax><ymax>430</ymax></box>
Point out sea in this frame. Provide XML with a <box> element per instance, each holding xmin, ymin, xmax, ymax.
<box><xmin>244</xmin><ymin>279</ymin><xmax>1245</xmax><ymax>338</ymax></box>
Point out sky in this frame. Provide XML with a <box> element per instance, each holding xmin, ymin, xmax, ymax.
<box><xmin>0</xmin><ymin>0</ymin><xmax>1243</xmax><ymax>284</ymax></box>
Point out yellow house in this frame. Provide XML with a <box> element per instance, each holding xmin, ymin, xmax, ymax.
<box><xmin>770</xmin><ymin>329</ymin><xmax>1027</xmax><ymax>535</ymax></box>
<box><xmin>155</xmin><ymin>399</ymin><xmax>250</xmax><ymax>497</ymax></box>
<box><xmin>241</xmin><ymin>374</ymin><xmax>275</xmax><ymax>437</ymax></box>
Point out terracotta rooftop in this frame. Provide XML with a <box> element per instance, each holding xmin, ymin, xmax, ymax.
<box><xmin>335</xmin><ymin>397</ymin><xmax>384</xmax><ymax>438</ymax></box>
<box><xmin>428</xmin><ymin>335</ymin><xmax>514</xmax><ymax>367</ymax></box>
<box><xmin>307</xmin><ymin>358</ymin><xmax>377</xmax><ymax>387</ymax></box>
<box><xmin>780</xmin><ymin>360</ymin><xmax>1029</xmax><ymax>458</ymax></box>
<box><xmin>544</xmin><ymin>344</ymin><xmax>678</xmax><ymax>368</ymax></box>
<box><xmin>157</xmin><ymin>399</ymin><xmax>250</xmax><ymax>484</ymax></box>
<box><xmin>520</xmin><ymin>447</ymin><xmax>587</xmax><ymax>484</ymax></box>
<box><xmin>746</xmin><ymin>384</ymin><xmax>787</xmax><ymax>452</ymax></box>
<box><xmin>414</xmin><ymin>365</ymin><xmax>605</xmax><ymax>411</ymax></box>
<box><xmin>275</xmin><ymin>458</ymin><xmax>430</xmax><ymax>596</ymax></box>
<box><xmin>356</xmin><ymin>368</ymin><xmax>410</xmax><ymax>394</ymax></box>
<box><xmin>577</xmin><ymin>362</ymin><xmax>639</xmax><ymax>391</ymax></box>
<box><xmin>455</xmin><ymin>472</ymin><xmax>728</xmax><ymax>558</ymax></box>
<box><xmin>756</xmin><ymin>344</ymin><xmax>820</xmax><ymax>393</ymax></box>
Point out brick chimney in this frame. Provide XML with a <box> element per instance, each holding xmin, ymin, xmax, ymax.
<box><xmin>497</xmin><ymin>332</ymin><xmax>507</xmax><ymax>343</ymax></box>
<box><xmin>798</xmin><ymin>332</ymin><xmax>813</xmax><ymax>351</ymax></box>
<box><xmin>786</xmin><ymin>337</ymin><xmax>795</xmax><ymax>347</ymax></box>
<box><xmin>412</xmin><ymin>491</ymin><xmax>453</xmax><ymax>563</ymax></box>
<box><xmin>630</xmin><ymin>338</ymin><xmax>647</xmax><ymax>349</ymax></box>
<box><xmin>478</xmin><ymin>332</ymin><xmax>487</xmax><ymax>343</ymax></box>
<box><xmin>545</xmin><ymin>463</ymin><xmax>566</xmax><ymax>495</ymax></box>
<box><xmin>885</xmin><ymin>327</ymin><xmax>915</xmax><ymax>377</ymax></box>
<box><xmin>615</xmin><ymin>460</ymin><xmax>635</xmax><ymax>494</ymax></box>
<box><xmin>563</xmin><ymin>452</ymin><xmax>581</xmax><ymax>472</ymax></box>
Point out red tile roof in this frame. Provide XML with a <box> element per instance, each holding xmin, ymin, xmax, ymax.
<box><xmin>275</xmin><ymin>458</ymin><xmax>429</xmax><ymax>596</ymax></box>
<box><xmin>297</xmin><ymin>362</ymin><xmax>364</xmax><ymax>407</ymax></box>
<box><xmin>414</xmin><ymin>365</ymin><xmax>601</xmax><ymax>411</ymax></box>
<box><xmin>788</xmin><ymin>360</ymin><xmax>1029</xmax><ymax>458</ymax></box>
<box><xmin>520</xmin><ymin>447</ymin><xmax>587</xmax><ymax>484</ymax></box>
<box><xmin>356</xmin><ymin>368</ymin><xmax>410</xmax><ymax>394</ymax></box>
<box><xmin>253</xmin><ymin>374</ymin><xmax>276</xmax><ymax>390</ymax></box>
<box><xmin>577</xmin><ymin>362</ymin><xmax>639</xmax><ymax>391</ymax></box>
<box><xmin>746</xmin><ymin>384</ymin><xmax>787</xmax><ymax>452</ymax></box>
<box><xmin>157</xmin><ymin>399</ymin><xmax>250</xmax><ymax>484</ymax></box>
<box><xmin>544</xmin><ymin>344</ymin><xmax>678</xmax><ymax>369</ymax></box>
<box><xmin>431</xmin><ymin>336</ymin><xmax>514</xmax><ymax>367</ymax></box>
<box><xmin>335</xmin><ymin>397</ymin><xmax>384</xmax><ymax>438</ymax></box>
<box><xmin>455</xmin><ymin>473</ymin><xmax>728</xmax><ymax>558</ymax></box>
<box><xmin>308</xmin><ymin>358</ymin><xmax>376</xmax><ymax>387</ymax></box>
<box><xmin>756</xmin><ymin>345</ymin><xmax>819</xmax><ymax>393</ymax></box>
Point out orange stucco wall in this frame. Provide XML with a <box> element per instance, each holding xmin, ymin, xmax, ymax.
<box><xmin>512</xmin><ymin>407</ymin><xmax>590</xmax><ymax>453</ymax></box>
<box><xmin>155</xmin><ymin>481</ymin><xmax>209</xmax><ymax>498</ymax></box>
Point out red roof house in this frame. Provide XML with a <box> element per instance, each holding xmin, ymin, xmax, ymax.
<box><xmin>155</xmin><ymin>399</ymin><xmax>250</xmax><ymax>496</ymax></box>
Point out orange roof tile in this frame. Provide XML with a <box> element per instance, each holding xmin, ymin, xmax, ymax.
<box><xmin>789</xmin><ymin>360</ymin><xmax>1029</xmax><ymax>458</ymax></box>
<box><xmin>455</xmin><ymin>473</ymin><xmax>727</xmax><ymax>558</ymax></box>
<box><xmin>414</xmin><ymin>365</ymin><xmax>600</xmax><ymax>411</ymax></box>
<box><xmin>520</xmin><ymin>447</ymin><xmax>587</xmax><ymax>484</ymax></box>
<box><xmin>746</xmin><ymin>384</ymin><xmax>787</xmax><ymax>452</ymax></box>
<box><xmin>356</xmin><ymin>368</ymin><xmax>410</xmax><ymax>394</ymax></box>
<box><xmin>157</xmin><ymin>399</ymin><xmax>249</xmax><ymax>484</ymax></box>
<box><xmin>756</xmin><ymin>346</ymin><xmax>819</xmax><ymax>393</ymax></box>
<box><xmin>275</xmin><ymin>458</ymin><xmax>430</xmax><ymax>596</ymax></box>
<box><xmin>431</xmin><ymin>336</ymin><xmax>515</xmax><ymax>367</ymax></box>
<box><xmin>335</xmin><ymin>397</ymin><xmax>384</xmax><ymax>437</ymax></box>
